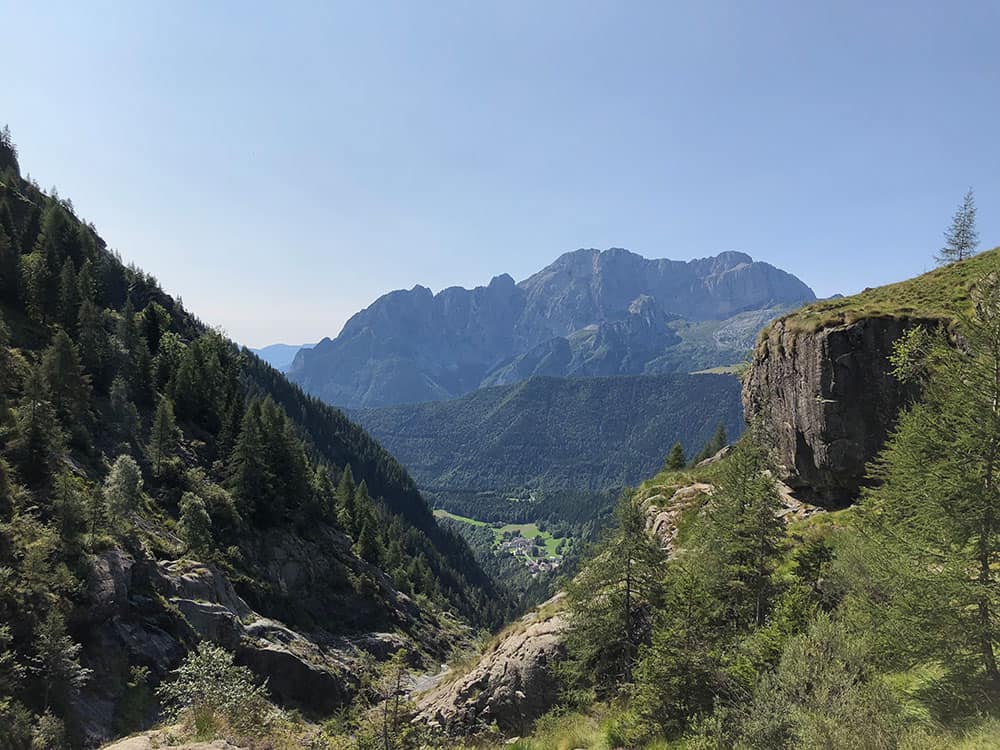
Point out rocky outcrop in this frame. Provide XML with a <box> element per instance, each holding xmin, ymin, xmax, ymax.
<box><xmin>291</xmin><ymin>249</ymin><xmax>814</xmax><ymax>407</ymax></box>
<box><xmin>640</xmin><ymin>475</ymin><xmax>823</xmax><ymax>554</ymax></box>
<box><xmin>101</xmin><ymin>730</ymin><xmax>245</xmax><ymax>750</ymax></box>
<box><xmin>415</xmin><ymin>595</ymin><xmax>568</xmax><ymax>735</ymax></box>
<box><xmin>73</xmin><ymin>545</ymin><xmax>451</xmax><ymax>747</ymax></box>
<box><xmin>743</xmin><ymin>315</ymin><xmax>937</xmax><ymax>504</ymax></box>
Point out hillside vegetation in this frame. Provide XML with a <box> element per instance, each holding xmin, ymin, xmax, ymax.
<box><xmin>354</xmin><ymin>373</ymin><xmax>744</xmax><ymax>511</ymax></box>
<box><xmin>488</xmin><ymin>255</ymin><xmax>1000</xmax><ymax>749</ymax></box>
<box><xmin>0</xmin><ymin>129</ymin><xmax>506</xmax><ymax>747</ymax></box>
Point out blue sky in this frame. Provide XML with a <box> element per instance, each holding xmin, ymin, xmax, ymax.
<box><xmin>3</xmin><ymin>1</ymin><xmax>998</xmax><ymax>346</ymax></box>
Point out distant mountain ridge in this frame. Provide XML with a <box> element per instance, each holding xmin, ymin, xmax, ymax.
<box><xmin>251</xmin><ymin>342</ymin><xmax>315</xmax><ymax>371</ymax></box>
<box><xmin>289</xmin><ymin>248</ymin><xmax>815</xmax><ymax>407</ymax></box>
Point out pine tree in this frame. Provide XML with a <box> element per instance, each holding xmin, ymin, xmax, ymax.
<box><xmin>855</xmin><ymin>274</ymin><xmax>1000</xmax><ymax>690</ymax></box>
<box><xmin>310</xmin><ymin>465</ymin><xmax>337</xmax><ymax>521</ymax></box>
<box><xmin>629</xmin><ymin>434</ymin><xmax>784</xmax><ymax>737</ymax></box>
<box><xmin>76</xmin><ymin>257</ymin><xmax>96</xmax><ymax>305</ymax></box>
<box><xmin>0</xmin><ymin>223</ymin><xmax>17</xmax><ymax>302</ymax></box>
<box><xmin>563</xmin><ymin>490</ymin><xmax>668</xmax><ymax>695</ymax></box>
<box><xmin>147</xmin><ymin>396</ymin><xmax>179</xmax><ymax>477</ymax></box>
<box><xmin>337</xmin><ymin>464</ymin><xmax>358</xmax><ymax>534</ymax></box>
<box><xmin>630</xmin><ymin>558</ymin><xmax>720</xmax><ymax>737</ymax></box>
<box><xmin>109</xmin><ymin>376</ymin><xmax>140</xmax><ymax>446</ymax></box>
<box><xmin>19</xmin><ymin>250</ymin><xmax>52</xmax><ymax>324</ymax></box>
<box><xmin>31</xmin><ymin>610</ymin><xmax>90</xmax><ymax>710</ymax></box>
<box><xmin>77</xmin><ymin>298</ymin><xmax>110</xmax><ymax>390</ymax></box>
<box><xmin>0</xmin><ymin>318</ymin><xmax>13</xmax><ymax>429</ymax></box>
<box><xmin>228</xmin><ymin>400</ymin><xmax>276</xmax><ymax>523</ymax></box>
<box><xmin>664</xmin><ymin>441</ymin><xmax>686</xmax><ymax>471</ymax></box>
<box><xmin>104</xmin><ymin>455</ymin><xmax>144</xmax><ymax>530</ymax></box>
<box><xmin>692</xmin><ymin>421</ymin><xmax>729</xmax><ymax>464</ymax></box>
<box><xmin>41</xmin><ymin>329</ymin><xmax>91</xmax><ymax>437</ymax></box>
<box><xmin>57</xmin><ymin>258</ymin><xmax>79</xmax><ymax>331</ymax></box>
<box><xmin>699</xmin><ymin>436</ymin><xmax>784</xmax><ymax>631</ymax></box>
<box><xmin>9</xmin><ymin>366</ymin><xmax>64</xmax><ymax>486</ymax></box>
<box><xmin>936</xmin><ymin>188</ymin><xmax>979</xmax><ymax>265</ymax></box>
<box><xmin>354</xmin><ymin>521</ymin><xmax>382</xmax><ymax>563</ymax></box>
<box><xmin>179</xmin><ymin>492</ymin><xmax>212</xmax><ymax>555</ymax></box>
<box><xmin>52</xmin><ymin>472</ymin><xmax>86</xmax><ymax>550</ymax></box>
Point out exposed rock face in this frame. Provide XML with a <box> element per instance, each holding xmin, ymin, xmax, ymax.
<box><xmin>415</xmin><ymin>596</ymin><xmax>568</xmax><ymax>735</ymax></box>
<box><xmin>101</xmin><ymin>729</ymin><xmax>245</xmax><ymax>750</ymax></box>
<box><xmin>743</xmin><ymin>315</ymin><xmax>936</xmax><ymax>503</ymax></box>
<box><xmin>290</xmin><ymin>249</ymin><xmax>814</xmax><ymax>407</ymax></box>
<box><xmin>72</xmin><ymin>539</ymin><xmax>454</xmax><ymax>747</ymax></box>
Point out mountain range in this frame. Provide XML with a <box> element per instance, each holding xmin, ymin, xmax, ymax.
<box><xmin>250</xmin><ymin>342</ymin><xmax>315</xmax><ymax>371</ymax></box>
<box><xmin>288</xmin><ymin>248</ymin><xmax>815</xmax><ymax>408</ymax></box>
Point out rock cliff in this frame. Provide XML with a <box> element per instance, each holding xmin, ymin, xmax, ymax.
<box><xmin>414</xmin><ymin>595</ymin><xmax>568</xmax><ymax>735</ymax></box>
<box><xmin>742</xmin><ymin>316</ymin><xmax>936</xmax><ymax>504</ymax></box>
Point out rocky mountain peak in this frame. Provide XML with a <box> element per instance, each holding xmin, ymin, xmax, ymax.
<box><xmin>290</xmin><ymin>248</ymin><xmax>815</xmax><ymax>407</ymax></box>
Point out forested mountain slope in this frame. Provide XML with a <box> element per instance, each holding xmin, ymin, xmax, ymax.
<box><xmin>0</xmin><ymin>129</ymin><xmax>504</xmax><ymax>747</ymax></box>
<box><xmin>353</xmin><ymin>373</ymin><xmax>744</xmax><ymax>508</ymax></box>
<box><xmin>290</xmin><ymin>248</ymin><xmax>814</xmax><ymax>407</ymax></box>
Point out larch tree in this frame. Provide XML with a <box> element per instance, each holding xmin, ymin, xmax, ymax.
<box><xmin>665</xmin><ymin>441</ymin><xmax>686</xmax><ymax>471</ymax></box>
<box><xmin>147</xmin><ymin>395</ymin><xmax>179</xmax><ymax>477</ymax></box>
<box><xmin>936</xmin><ymin>188</ymin><xmax>979</xmax><ymax>265</ymax></box>
<box><xmin>178</xmin><ymin>491</ymin><xmax>212</xmax><ymax>555</ymax></box>
<box><xmin>563</xmin><ymin>489</ymin><xmax>668</xmax><ymax>696</ymax></box>
<box><xmin>855</xmin><ymin>272</ymin><xmax>1000</xmax><ymax>690</ymax></box>
<box><xmin>104</xmin><ymin>455</ymin><xmax>144</xmax><ymax>531</ymax></box>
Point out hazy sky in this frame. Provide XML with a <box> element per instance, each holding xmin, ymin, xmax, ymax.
<box><xmin>4</xmin><ymin>1</ymin><xmax>999</xmax><ymax>347</ymax></box>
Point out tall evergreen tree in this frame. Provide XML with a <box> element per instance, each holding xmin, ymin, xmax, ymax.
<box><xmin>178</xmin><ymin>492</ymin><xmax>212</xmax><ymax>555</ymax></box>
<box><xmin>701</xmin><ymin>437</ymin><xmax>784</xmax><ymax>631</ymax></box>
<box><xmin>109</xmin><ymin>376</ymin><xmax>140</xmax><ymax>447</ymax></box>
<box><xmin>104</xmin><ymin>455</ymin><xmax>144</xmax><ymax>531</ymax></box>
<box><xmin>692</xmin><ymin>421</ymin><xmax>729</xmax><ymax>465</ymax></box>
<box><xmin>57</xmin><ymin>258</ymin><xmax>79</xmax><ymax>331</ymax></box>
<box><xmin>9</xmin><ymin>366</ymin><xmax>64</xmax><ymax>486</ymax></box>
<box><xmin>76</xmin><ymin>298</ymin><xmax>110</xmax><ymax>390</ymax></box>
<box><xmin>229</xmin><ymin>399</ymin><xmax>276</xmax><ymax>524</ymax></box>
<box><xmin>41</xmin><ymin>330</ymin><xmax>91</xmax><ymax>437</ymax></box>
<box><xmin>147</xmin><ymin>396</ymin><xmax>179</xmax><ymax>477</ymax></box>
<box><xmin>936</xmin><ymin>188</ymin><xmax>979</xmax><ymax>265</ymax></box>
<box><xmin>0</xmin><ymin>224</ymin><xmax>17</xmax><ymax>302</ymax></box>
<box><xmin>31</xmin><ymin>610</ymin><xmax>90</xmax><ymax>711</ymax></box>
<box><xmin>664</xmin><ymin>441</ymin><xmax>686</xmax><ymax>471</ymax></box>
<box><xmin>337</xmin><ymin>464</ymin><xmax>358</xmax><ymax>535</ymax></box>
<box><xmin>563</xmin><ymin>490</ymin><xmax>668</xmax><ymax>696</ymax></box>
<box><xmin>855</xmin><ymin>274</ymin><xmax>1000</xmax><ymax>690</ymax></box>
<box><xmin>76</xmin><ymin>257</ymin><xmax>96</xmax><ymax>306</ymax></box>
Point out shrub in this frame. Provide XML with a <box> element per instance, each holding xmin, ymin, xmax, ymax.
<box><xmin>156</xmin><ymin>642</ymin><xmax>272</xmax><ymax>736</ymax></box>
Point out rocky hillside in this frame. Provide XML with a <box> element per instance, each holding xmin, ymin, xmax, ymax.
<box><xmin>290</xmin><ymin>248</ymin><xmax>815</xmax><ymax>407</ymax></box>
<box><xmin>0</xmin><ymin>132</ymin><xmax>499</xmax><ymax>746</ymax></box>
<box><xmin>744</xmin><ymin>248</ymin><xmax>1000</xmax><ymax>503</ymax></box>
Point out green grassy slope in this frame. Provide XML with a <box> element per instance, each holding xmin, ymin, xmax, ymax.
<box><xmin>776</xmin><ymin>246</ymin><xmax>1000</xmax><ymax>333</ymax></box>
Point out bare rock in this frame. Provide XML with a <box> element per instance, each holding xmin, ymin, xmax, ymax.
<box><xmin>100</xmin><ymin>727</ymin><xmax>246</xmax><ymax>750</ymax></box>
<box><xmin>743</xmin><ymin>315</ymin><xmax>934</xmax><ymax>504</ymax></box>
<box><xmin>415</xmin><ymin>595</ymin><xmax>568</xmax><ymax>735</ymax></box>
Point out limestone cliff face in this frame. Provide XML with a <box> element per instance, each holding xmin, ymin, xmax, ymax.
<box><xmin>742</xmin><ymin>315</ymin><xmax>937</xmax><ymax>503</ymax></box>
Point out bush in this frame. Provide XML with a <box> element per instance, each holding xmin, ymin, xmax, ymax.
<box><xmin>156</xmin><ymin>642</ymin><xmax>272</xmax><ymax>736</ymax></box>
